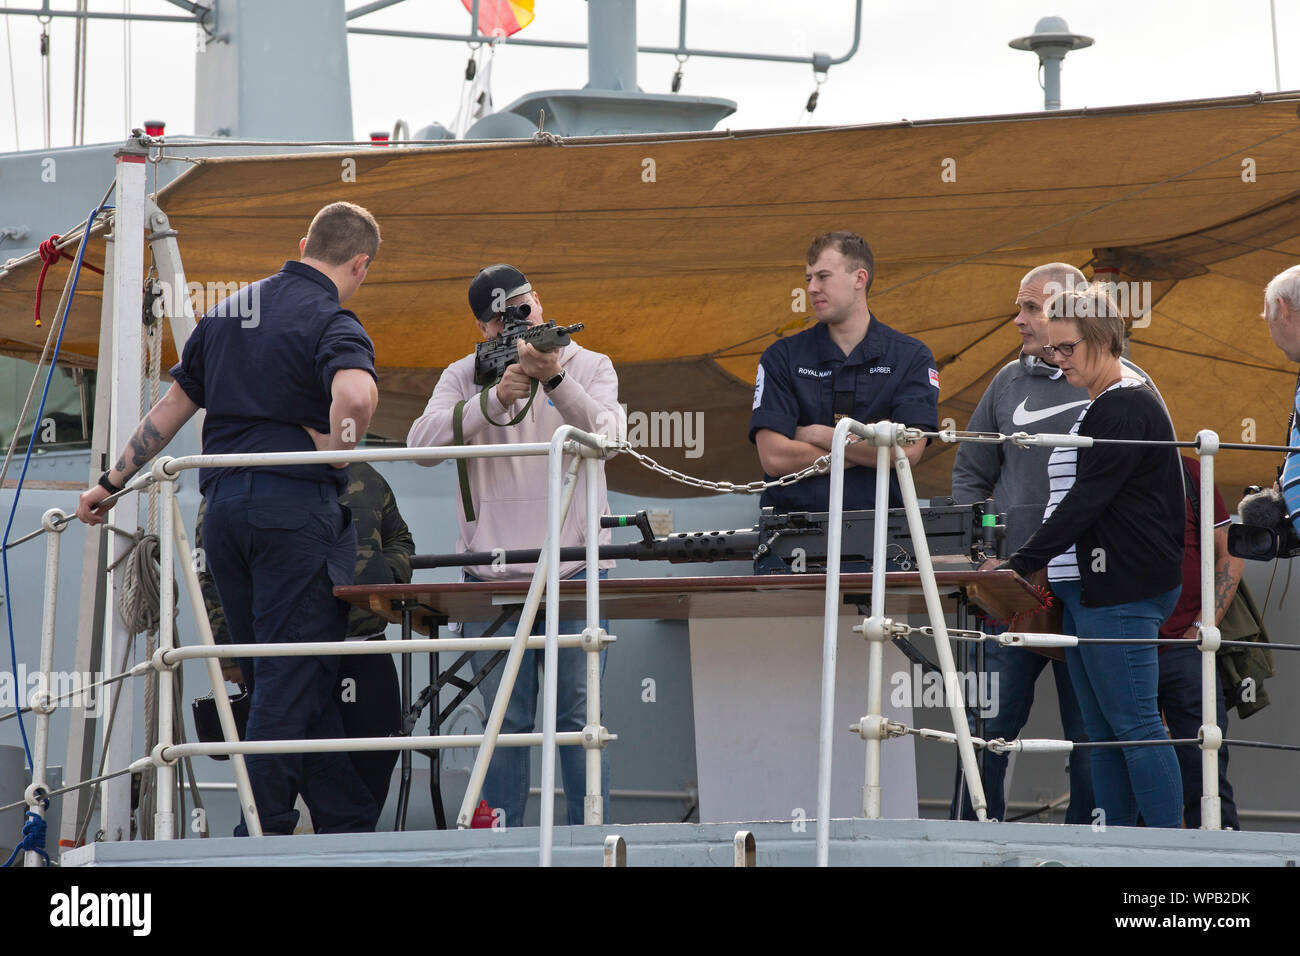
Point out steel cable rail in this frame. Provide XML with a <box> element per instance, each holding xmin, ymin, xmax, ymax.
<box><xmin>898</xmin><ymin>725</ymin><xmax>1300</xmax><ymax>757</ymax></box>
<box><xmin>890</xmin><ymin>623</ymin><xmax>1300</xmax><ymax>653</ymax></box>
<box><xmin>0</xmin><ymin>660</ymin><xmax>147</xmax><ymax>724</ymax></box>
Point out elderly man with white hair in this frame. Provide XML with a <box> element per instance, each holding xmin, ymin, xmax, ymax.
<box><xmin>1266</xmin><ymin>265</ymin><xmax>1300</xmax><ymax>531</ymax></box>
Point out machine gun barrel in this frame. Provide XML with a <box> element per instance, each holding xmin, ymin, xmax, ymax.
<box><xmin>409</xmin><ymin>499</ymin><xmax>1004</xmax><ymax>572</ymax></box>
<box><xmin>410</xmin><ymin>528</ymin><xmax>761</xmax><ymax>570</ymax></box>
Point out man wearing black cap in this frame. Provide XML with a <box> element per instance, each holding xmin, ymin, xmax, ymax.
<box><xmin>408</xmin><ymin>264</ymin><xmax>625</xmax><ymax>827</ymax></box>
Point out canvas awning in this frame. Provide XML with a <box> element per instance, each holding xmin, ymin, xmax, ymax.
<box><xmin>2</xmin><ymin>91</ymin><xmax>1298</xmax><ymax>500</ymax></box>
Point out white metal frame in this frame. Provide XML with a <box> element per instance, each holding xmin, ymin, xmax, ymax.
<box><xmin>120</xmin><ymin>435</ymin><xmax>616</xmax><ymax>866</ymax></box>
<box><xmin>815</xmin><ymin>419</ymin><xmax>987</xmax><ymax>866</ymax></box>
<box><xmin>99</xmin><ymin>142</ymin><xmax>147</xmax><ymax>841</ymax></box>
<box><xmin>22</xmin><ymin>509</ymin><xmax>66</xmax><ymax>866</ymax></box>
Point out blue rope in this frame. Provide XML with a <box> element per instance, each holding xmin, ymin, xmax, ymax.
<box><xmin>1</xmin><ymin>800</ymin><xmax>51</xmax><ymax>867</ymax></box>
<box><xmin>2</xmin><ymin>202</ymin><xmax>103</xmax><ymax>771</ymax></box>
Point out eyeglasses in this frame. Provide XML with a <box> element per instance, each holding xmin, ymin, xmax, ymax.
<box><xmin>1042</xmin><ymin>337</ymin><xmax>1085</xmax><ymax>358</ymax></box>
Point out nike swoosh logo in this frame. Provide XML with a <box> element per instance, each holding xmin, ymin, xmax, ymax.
<box><xmin>1011</xmin><ymin>397</ymin><xmax>1090</xmax><ymax>427</ymax></box>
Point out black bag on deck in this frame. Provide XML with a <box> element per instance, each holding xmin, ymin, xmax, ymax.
<box><xmin>191</xmin><ymin>686</ymin><xmax>251</xmax><ymax>760</ymax></box>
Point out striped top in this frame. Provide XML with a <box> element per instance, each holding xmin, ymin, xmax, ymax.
<box><xmin>1044</xmin><ymin>378</ymin><xmax>1145</xmax><ymax>583</ymax></box>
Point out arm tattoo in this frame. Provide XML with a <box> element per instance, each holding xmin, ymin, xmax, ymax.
<box><xmin>119</xmin><ymin>414</ymin><xmax>167</xmax><ymax>478</ymax></box>
<box><xmin>1213</xmin><ymin>558</ymin><xmax>1238</xmax><ymax>623</ymax></box>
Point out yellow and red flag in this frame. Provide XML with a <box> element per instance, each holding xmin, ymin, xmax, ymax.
<box><xmin>462</xmin><ymin>0</ymin><xmax>534</xmax><ymax>38</ymax></box>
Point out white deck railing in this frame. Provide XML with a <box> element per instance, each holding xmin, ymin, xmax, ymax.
<box><xmin>17</xmin><ymin>427</ymin><xmax>614</xmax><ymax>867</ymax></box>
<box><xmin>11</xmin><ymin>419</ymin><xmax>1295</xmax><ymax>868</ymax></box>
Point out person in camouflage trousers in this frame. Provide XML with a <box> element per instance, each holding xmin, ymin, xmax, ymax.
<box><xmin>196</xmin><ymin>460</ymin><xmax>415</xmax><ymax>814</ymax></box>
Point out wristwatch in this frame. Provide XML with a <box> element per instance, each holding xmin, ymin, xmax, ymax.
<box><xmin>97</xmin><ymin>470</ymin><xmax>123</xmax><ymax>494</ymax></box>
<box><xmin>541</xmin><ymin>370</ymin><xmax>566</xmax><ymax>392</ymax></box>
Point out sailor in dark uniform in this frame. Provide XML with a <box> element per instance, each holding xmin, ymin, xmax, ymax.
<box><xmin>77</xmin><ymin>201</ymin><xmax>384</xmax><ymax>835</ymax></box>
<box><xmin>749</xmin><ymin>230</ymin><xmax>940</xmax><ymax>516</ymax></box>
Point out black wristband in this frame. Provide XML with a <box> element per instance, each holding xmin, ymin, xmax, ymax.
<box><xmin>97</xmin><ymin>471</ymin><xmax>123</xmax><ymax>494</ymax></box>
<box><xmin>542</xmin><ymin>370</ymin><xmax>566</xmax><ymax>392</ymax></box>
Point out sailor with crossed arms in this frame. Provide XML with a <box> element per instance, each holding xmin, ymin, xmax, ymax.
<box><xmin>948</xmin><ymin>262</ymin><xmax>1162</xmax><ymax>823</ymax></box>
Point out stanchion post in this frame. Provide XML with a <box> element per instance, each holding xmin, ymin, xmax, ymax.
<box><xmin>455</xmin><ymin>456</ymin><xmax>581</xmax><ymax>832</ymax></box>
<box><xmin>860</xmin><ymin>442</ymin><xmax>891</xmax><ymax>819</ymax></box>
<box><xmin>583</xmin><ymin>455</ymin><xmax>604</xmax><ymax>826</ymax></box>
<box><xmin>170</xmin><ymin>495</ymin><xmax>262</xmax><ymax>835</ymax></box>
<box><xmin>25</xmin><ymin>509</ymin><xmax>65</xmax><ymax>866</ymax></box>
<box><xmin>892</xmin><ymin>440</ymin><xmax>989</xmax><ymax>821</ymax></box>
<box><xmin>1196</xmin><ymin>430</ymin><xmax>1222</xmax><ymax>830</ymax></box>
<box><xmin>815</xmin><ymin>416</ymin><xmax>855</xmax><ymax>867</ymax></box>
<box><xmin>539</xmin><ymin>431</ymin><xmax>569</xmax><ymax>865</ymax></box>
<box><xmin>154</xmin><ymin>468</ymin><xmax>177</xmax><ymax>839</ymax></box>
<box><xmin>101</xmin><ymin>138</ymin><xmax>148</xmax><ymax>841</ymax></box>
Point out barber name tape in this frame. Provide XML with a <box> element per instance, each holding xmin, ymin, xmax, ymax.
<box><xmin>928</xmin><ymin>368</ymin><xmax>940</xmax><ymax>389</ymax></box>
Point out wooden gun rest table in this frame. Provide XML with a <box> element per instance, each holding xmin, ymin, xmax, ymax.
<box><xmin>335</xmin><ymin>571</ymin><xmax>1043</xmax><ymax>827</ymax></box>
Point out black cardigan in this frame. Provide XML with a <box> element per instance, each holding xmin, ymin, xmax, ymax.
<box><xmin>1006</xmin><ymin>383</ymin><xmax>1184</xmax><ymax>607</ymax></box>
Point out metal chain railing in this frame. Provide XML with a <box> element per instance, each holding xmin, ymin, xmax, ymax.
<box><xmin>610</xmin><ymin>427</ymin><xmax>928</xmax><ymax>494</ymax></box>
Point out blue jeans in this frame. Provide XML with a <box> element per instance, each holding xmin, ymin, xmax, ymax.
<box><xmin>950</xmin><ymin>626</ymin><xmax>1094</xmax><ymax>824</ymax></box>
<box><xmin>1158</xmin><ymin>644</ymin><xmax>1239</xmax><ymax>829</ymax></box>
<box><xmin>465</xmin><ymin>570</ymin><xmax>611</xmax><ymax>827</ymax></box>
<box><xmin>1055</xmin><ymin>579</ymin><xmax>1183</xmax><ymax>828</ymax></box>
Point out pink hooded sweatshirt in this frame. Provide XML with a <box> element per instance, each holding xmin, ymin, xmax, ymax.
<box><xmin>407</xmin><ymin>342</ymin><xmax>625</xmax><ymax>581</ymax></box>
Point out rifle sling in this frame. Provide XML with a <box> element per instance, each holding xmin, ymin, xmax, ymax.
<box><xmin>452</xmin><ymin>379</ymin><xmax>540</xmax><ymax>524</ymax></box>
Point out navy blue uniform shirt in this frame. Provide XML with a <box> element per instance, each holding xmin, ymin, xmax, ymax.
<box><xmin>748</xmin><ymin>315</ymin><xmax>939</xmax><ymax>511</ymax></box>
<box><xmin>170</xmin><ymin>260</ymin><xmax>377</xmax><ymax>494</ymax></box>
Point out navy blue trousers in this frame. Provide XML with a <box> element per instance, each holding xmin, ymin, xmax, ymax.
<box><xmin>203</xmin><ymin>472</ymin><xmax>378</xmax><ymax>836</ymax></box>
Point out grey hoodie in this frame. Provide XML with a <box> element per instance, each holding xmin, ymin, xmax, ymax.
<box><xmin>951</xmin><ymin>352</ymin><xmax>1161</xmax><ymax>553</ymax></box>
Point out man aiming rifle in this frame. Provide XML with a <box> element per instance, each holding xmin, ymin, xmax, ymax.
<box><xmin>406</xmin><ymin>263</ymin><xmax>625</xmax><ymax>827</ymax></box>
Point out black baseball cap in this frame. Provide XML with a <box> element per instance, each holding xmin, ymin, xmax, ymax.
<box><xmin>468</xmin><ymin>264</ymin><xmax>532</xmax><ymax>322</ymax></box>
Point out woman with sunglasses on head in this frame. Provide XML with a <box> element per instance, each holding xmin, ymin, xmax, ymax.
<box><xmin>983</xmin><ymin>285</ymin><xmax>1186</xmax><ymax>828</ymax></box>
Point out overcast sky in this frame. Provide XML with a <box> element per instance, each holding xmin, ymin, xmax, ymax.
<box><xmin>0</xmin><ymin>0</ymin><xmax>1295</xmax><ymax>152</ymax></box>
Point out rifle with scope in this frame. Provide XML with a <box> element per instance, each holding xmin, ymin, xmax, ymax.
<box><xmin>473</xmin><ymin>303</ymin><xmax>585</xmax><ymax>387</ymax></box>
